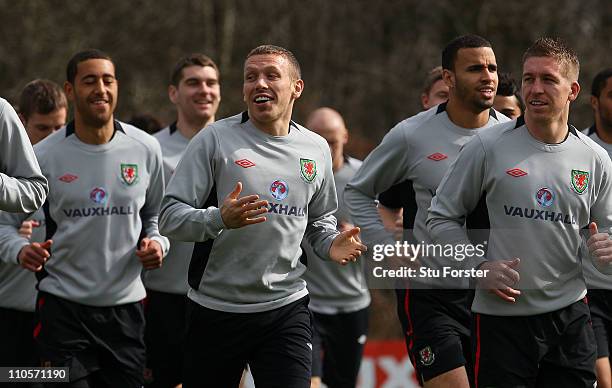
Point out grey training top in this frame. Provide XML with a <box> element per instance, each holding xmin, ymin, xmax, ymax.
<box><xmin>159</xmin><ymin>112</ymin><xmax>340</xmax><ymax>313</ymax></box>
<box><xmin>0</xmin><ymin>98</ymin><xmax>48</xmax><ymax>213</ymax></box>
<box><xmin>302</xmin><ymin>156</ymin><xmax>371</xmax><ymax>314</ymax></box>
<box><xmin>427</xmin><ymin>118</ymin><xmax>612</xmax><ymax>316</ymax></box>
<box><xmin>344</xmin><ymin>104</ymin><xmax>508</xmax><ymax>287</ymax></box>
<box><xmin>0</xmin><ymin>208</ymin><xmax>45</xmax><ymax>312</ymax></box>
<box><xmin>142</xmin><ymin>124</ymin><xmax>194</xmax><ymax>294</ymax></box>
<box><xmin>582</xmin><ymin>131</ymin><xmax>612</xmax><ymax>289</ymax></box>
<box><xmin>0</xmin><ymin>121</ymin><xmax>169</xmax><ymax>306</ymax></box>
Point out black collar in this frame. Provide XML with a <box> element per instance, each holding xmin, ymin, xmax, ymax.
<box><xmin>65</xmin><ymin>120</ymin><xmax>125</xmax><ymax>137</ymax></box>
<box><xmin>169</xmin><ymin>121</ymin><xmax>178</xmax><ymax>135</ymax></box>
<box><xmin>514</xmin><ymin>115</ymin><xmax>579</xmax><ymax>137</ymax></box>
<box><xmin>241</xmin><ymin>111</ymin><xmax>299</xmax><ymax>131</ymax></box>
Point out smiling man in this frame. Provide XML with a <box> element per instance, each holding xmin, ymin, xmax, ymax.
<box><xmin>159</xmin><ymin>45</ymin><xmax>366</xmax><ymax>388</ymax></box>
<box><xmin>345</xmin><ymin>34</ymin><xmax>508</xmax><ymax>388</ymax></box>
<box><xmin>428</xmin><ymin>37</ymin><xmax>612</xmax><ymax>388</ymax></box>
<box><xmin>142</xmin><ymin>53</ymin><xmax>221</xmax><ymax>388</ymax></box>
<box><xmin>0</xmin><ymin>49</ymin><xmax>168</xmax><ymax>387</ymax></box>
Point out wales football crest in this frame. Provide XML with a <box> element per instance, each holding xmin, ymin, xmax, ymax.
<box><xmin>300</xmin><ymin>158</ymin><xmax>317</xmax><ymax>183</ymax></box>
<box><xmin>571</xmin><ymin>169</ymin><xmax>589</xmax><ymax>194</ymax></box>
<box><xmin>121</xmin><ymin>163</ymin><xmax>139</xmax><ymax>185</ymax></box>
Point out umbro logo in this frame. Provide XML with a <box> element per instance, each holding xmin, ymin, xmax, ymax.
<box><xmin>427</xmin><ymin>153</ymin><xmax>448</xmax><ymax>161</ymax></box>
<box><xmin>235</xmin><ymin>159</ymin><xmax>255</xmax><ymax>168</ymax></box>
<box><xmin>59</xmin><ymin>173</ymin><xmax>78</xmax><ymax>183</ymax></box>
<box><xmin>506</xmin><ymin>168</ymin><xmax>527</xmax><ymax>177</ymax></box>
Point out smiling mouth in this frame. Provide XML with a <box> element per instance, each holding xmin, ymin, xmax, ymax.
<box><xmin>478</xmin><ymin>87</ymin><xmax>495</xmax><ymax>96</ymax></box>
<box><xmin>529</xmin><ymin>100</ymin><xmax>547</xmax><ymax>107</ymax></box>
<box><xmin>254</xmin><ymin>96</ymin><xmax>273</xmax><ymax>104</ymax></box>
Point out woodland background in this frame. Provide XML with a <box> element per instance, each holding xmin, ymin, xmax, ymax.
<box><xmin>1</xmin><ymin>0</ymin><xmax>610</xmax><ymax>337</ymax></box>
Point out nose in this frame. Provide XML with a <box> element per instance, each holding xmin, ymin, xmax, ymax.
<box><xmin>93</xmin><ymin>78</ymin><xmax>105</xmax><ymax>94</ymax></box>
<box><xmin>530</xmin><ymin>78</ymin><xmax>544</xmax><ymax>94</ymax></box>
<box><xmin>255</xmin><ymin>75</ymin><xmax>268</xmax><ymax>89</ymax></box>
<box><xmin>481</xmin><ymin>69</ymin><xmax>495</xmax><ymax>83</ymax></box>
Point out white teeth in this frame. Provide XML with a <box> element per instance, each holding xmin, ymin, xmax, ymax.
<box><xmin>255</xmin><ymin>96</ymin><xmax>271</xmax><ymax>103</ymax></box>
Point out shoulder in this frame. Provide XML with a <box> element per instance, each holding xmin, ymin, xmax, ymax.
<box><xmin>34</xmin><ymin>126</ymin><xmax>70</xmax><ymax>160</ymax></box>
<box><xmin>191</xmin><ymin>113</ymin><xmax>243</xmax><ymax>145</ymax></box>
<box><xmin>153</xmin><ymin>126</ymin><xmax>172</xmax><ymax>142</ymax></box>
<box><xmin>119</xmin><ymin>121</ymin><xmax>162</xmax><ymax>154</ymax></box>
<box><xmin>296</xmin><ymin>121</ymin><xmax>328</xmax><ymax>146</ymax></box>
<box><xmin>577</xmin><ymin>130</ymin><xmax>612</xmax><ymax>168</ymax></box>
<box><xmin>388</xmin><ymin>105</ymin><xmax>440</xmax><ymax>140</ymax></box>
<box><xmin>476</xmin><ymin>118</ymin><xmax>520</xmax><ymax>147</ymax></box>
<box><xmin>0</xmin><ymin>97</ymin><xmax>9</xmax><ymax>116</ymax></box>
<box><xmin>0</xmin><ymin>98</ymin><xmax>19</xmax><ymax>132</ymax></box>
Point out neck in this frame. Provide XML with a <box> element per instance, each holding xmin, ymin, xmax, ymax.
<box><xmin>176</xmin><ymin>113</ymin><xmax>214</xmax><ymax>139</ymax></box>
<box><xmin>332</xmin><ymin>156</ymin><xmax>344</xmax><ymax>173</ymax></box>
<box><xmin>524</xmin><ymin>109</ymin><xmax>570</xmax><ymax>144</ymax></box>
<box><xmin>595</xmin><ymin>117</ymin><xmax>612</xmax><ymax>144</ymax></box>
<box><xmin>249</xmin><ymin>110</ymin><xmax>292</xmax><ymax>137</ymax></box>
<box><xmin>74</xmin><ymin>115</ymin><xmax>115</xmax><ymax>145</ymax></box>
<box><xmin>445</xmin><ymin>98</ymin><xmax>490</xmax><ymax>129</ymax></box>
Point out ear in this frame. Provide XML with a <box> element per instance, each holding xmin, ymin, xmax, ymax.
<box><xmin>590</xmin><ymin>95</ymin><xmax>599</xmax><ymax>112</ymax></box>
<box><xmin>342</xmin><ymin>128</ymin><xmax>349</xmax><ymax>145</ymax></box>
<box><xmin>64</xmin><ymin>81</ymin><xmax>74</xmax><ymax>102</ymax></box>
<box><xmin>292</xmin><ymin>79</ymin><xmax>304</xmax><ymax>99</ymax></box>
<box><xmin>568</xmin><ymin>81</ymin><xmax>580</xmax><ymax>102</ymax></box>
<box><xmin>168</xmin><ymin>85</ymin><xmax>178</xmax><ymax>104</ymax></box>
<box><xmin>420</xmin><ymin>93</ymin><xmax>429</xmax><ymax>109</ymax></box>
<box><xmin>442</xmin><ymin>69</ymin><xmax>455</xmax><ymax>89</ymax></box>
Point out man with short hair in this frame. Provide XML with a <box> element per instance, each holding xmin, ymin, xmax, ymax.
<box><xmin>0</xmin><ymin>98</ymin><xmax>48</xmax><ymax>213</ymax></box>
<box><xmin>142</xmin><ymin>53</ymin><xmax>221</xmax><ymax>388</ymax></box>
<box><xmin>0</xmin><ymin>79</ymin><xmax>66</xmax><ymax>385</ymax></box>
<box><xmin>581</xmin><ymin>67</ymin><xmax>612</xmax><ymax>388</ymax></box>
<box><xmin>159</xmin><ymin>44</ymin><xmax>366</xmax><ymax>388</ymax></box>
<box><xmin>0</xmin><ymin>49</ymin><xmax>168</xmax><ymax>387</ymax></box>
<box><xmin>302</xmin><ymin>107</ymin><xmax>370</xmax><ymax>388</ymax></box>
<box><xmin>378</xmin><ymin>66</ymin><xmax>450</xmax><ymax>235</ymax></box>
<box><xmin>585</xmin><ymin>68</ymin><xmax>612</xmax><ymax>137</ymax></box>
<box><xmin>494</xmin><ymin>72</ymin><xmax>524</xmax><ymax>119</ymax></box>
<box><xmin>345</xmin><ymin>34</ymin><xmax>508</xmax><ymax>388</ymax></box>
<box><xmin>428</xmin><ymin>37</ymin><xmax>610</xmax><ymax>387</ymax></box>
<box><xmin>18</xmin><ymin>79</ymin><xmax>68</xmax><ymax>145</ymax></box>
<box><xmin>421</xmin><ymin>66</ymin><xmax>450</xmax><ymax>110</ymax></box>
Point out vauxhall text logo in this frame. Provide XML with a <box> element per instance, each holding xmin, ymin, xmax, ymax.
<box><xmin>62</xmin><ymin>187</ymin><xmax>134</xmax><ymax>218</ymax></box>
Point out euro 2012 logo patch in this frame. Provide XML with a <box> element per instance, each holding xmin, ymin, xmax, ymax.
<box><xmin>300</xmin><ymin>158</ymin><xmax>317</xmax><ymax>183</ymax></box>
<box><xmin>571</xmin><ymin>169</ymin><xmax>589</xmax><ymax>195</ymax></box>
<box><xmin>121</xmin><ymin>164</ymin><xmax>139</xmax><ymax>186</ymax></box>
<box><xmin>270</xmin><ymin>180</ymin><xmax>289</xmax><ymax>201</ymax></box>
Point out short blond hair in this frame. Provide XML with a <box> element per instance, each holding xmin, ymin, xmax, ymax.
<box><xmin>246</xmin><ymin>45</ymin><xmax>301</xmax><ymax>80</ymax></box>
<box><xmin>522</xmin><ymin>37</ymin><xmax>579</xmax><ymax>81</ymax></box>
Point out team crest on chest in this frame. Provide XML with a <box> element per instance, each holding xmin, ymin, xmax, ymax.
<box><xmin>300</xmin><ymin>158</ymin><xmax>317</xmax><ymax>183</ymax></box>
<box><xmin>570</xmin><ymin>169</ymin><xmax>589</xmax><ymax>194</ymax></box>
<box><xmin>121</xmin><ymin>163</ymin><xmax>139</xmax><ymax>185</ymax></box>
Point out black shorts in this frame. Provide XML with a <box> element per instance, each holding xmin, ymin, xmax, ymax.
<box><xmin>473</xmin><ymin>299</ymin><xmax>596</xmax><ymax>388</ymax></box>
<box><xmin>0</xmin><ymin>307</ymin><xmax>38</xmax><ymax>367</ymax></box>
<box><xmin>35</xmin><ymin>292</ymin><xmax>146</xmax><ymax>387</ymax></box>
<box><xmin>144</xmin><ymin>289</ymin><xmax>189</xmax><ymax>387</ymax></box>
<box><xmin>587</xmin><ymin>289</ymin><xmax>612</xmax><ymax>359</ymax></box>
<box><xmin>183</xmin><ymin>296</ymin><xmax>312</xmax><ymax>388</ymax></box>
<box><xmin>395</xmin><ymin>288</ymin><xmax>472</xmax><ymax>385</ymax></box>
<box><xmin>311</xmin><ymin>307</ymin><xmax>369</xmax><ymax>387</ymax></box>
